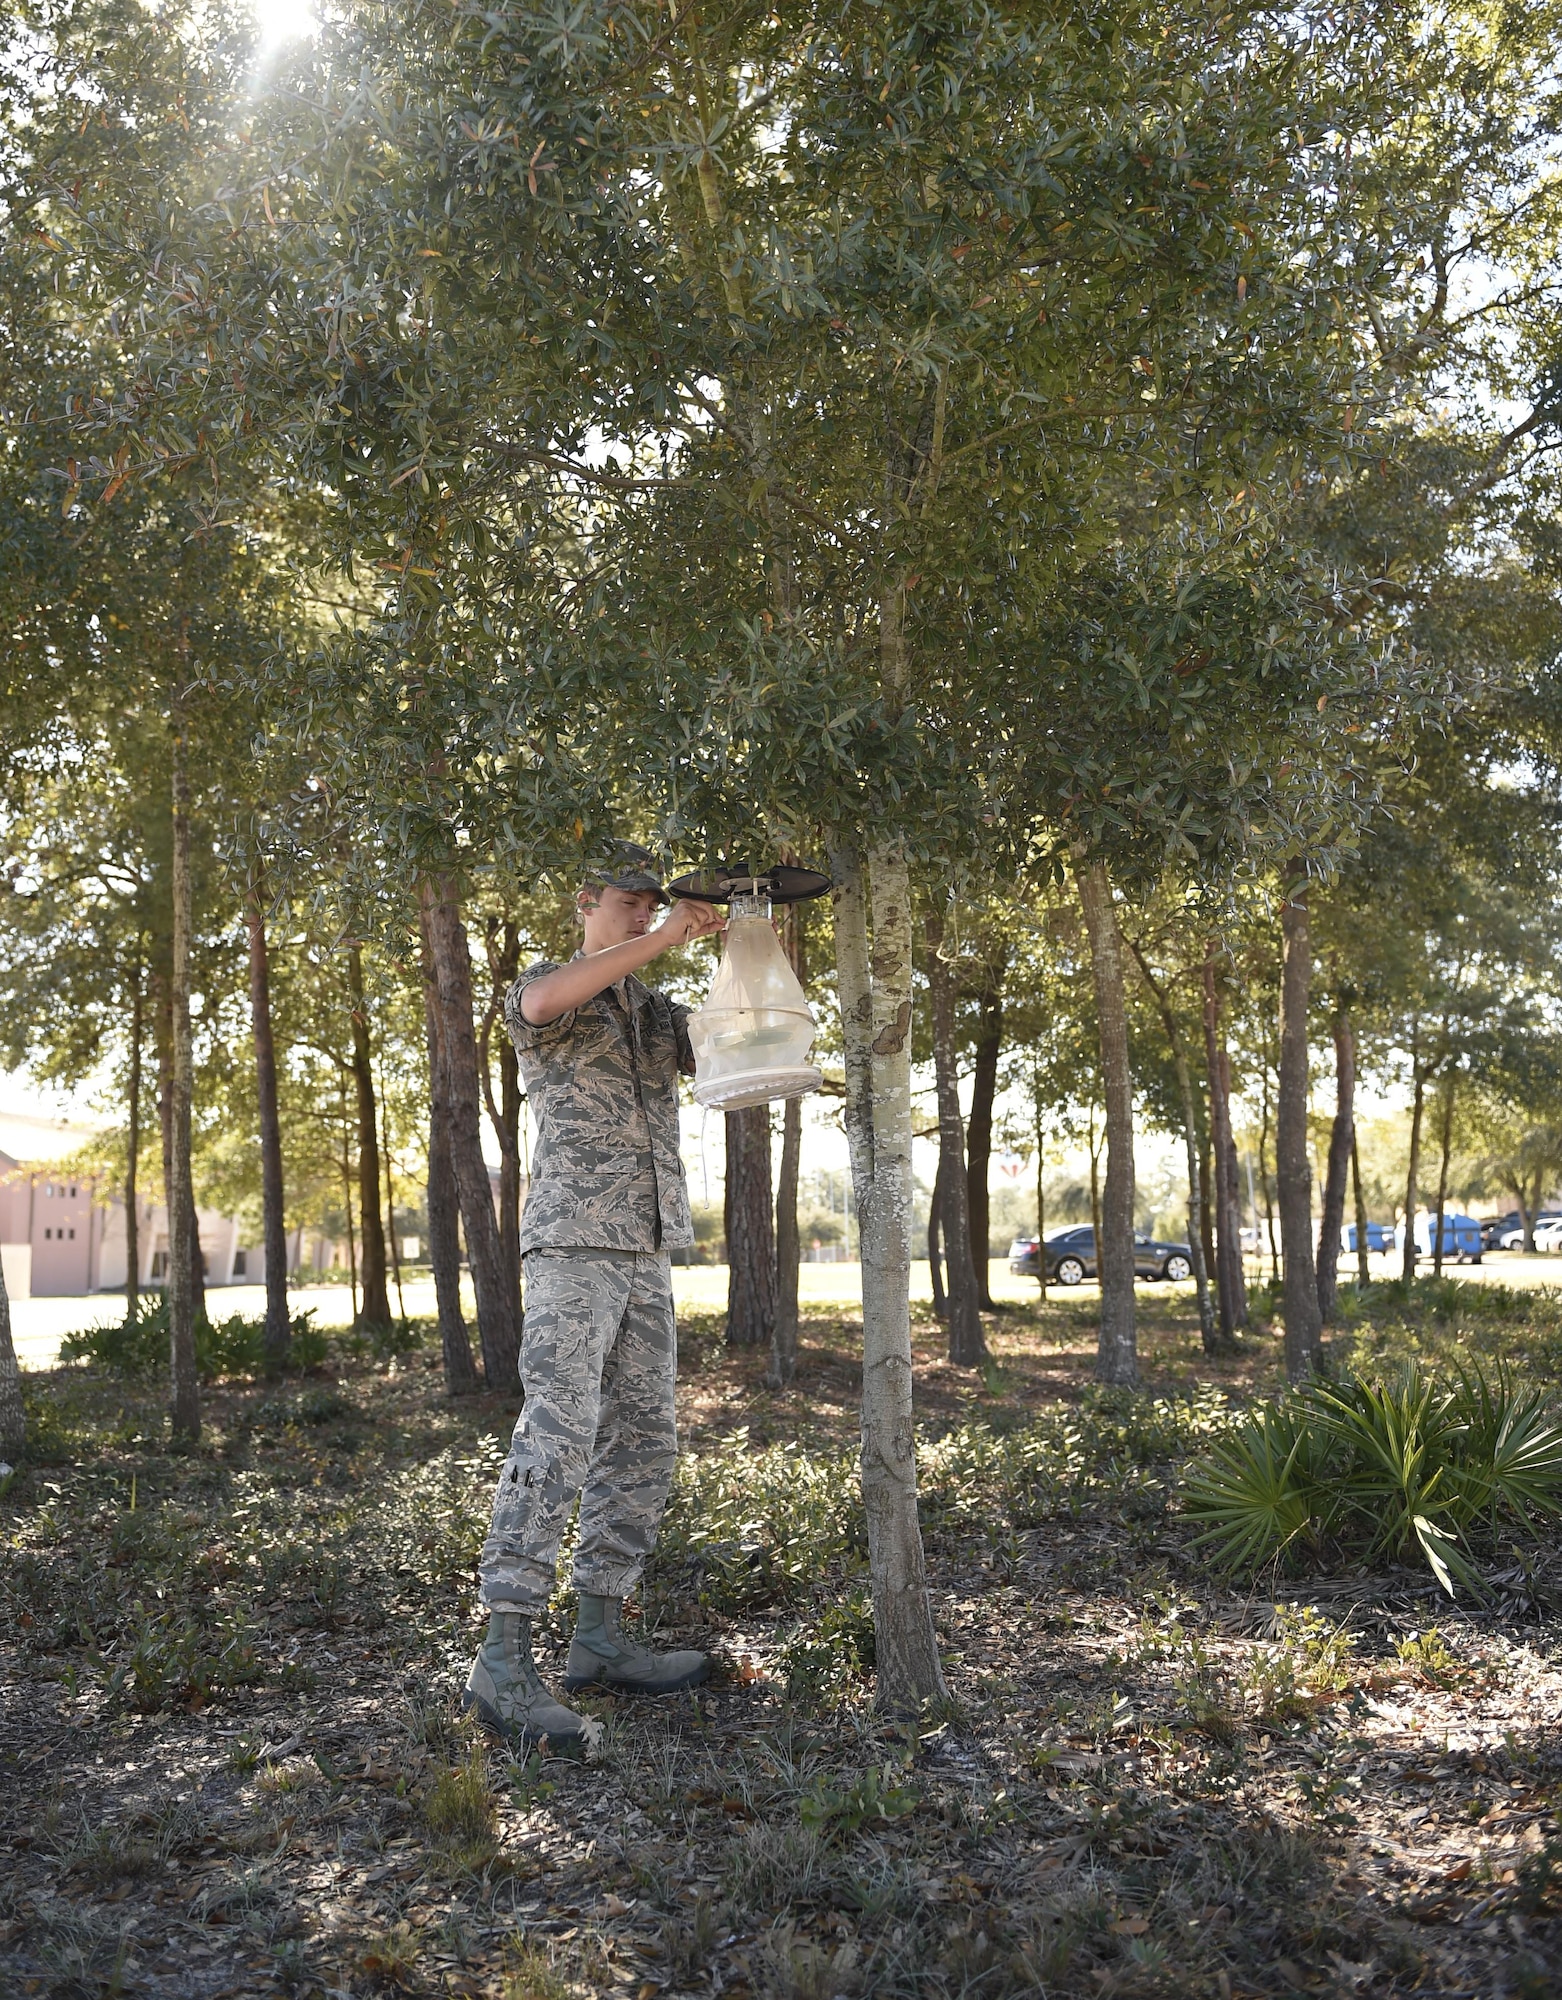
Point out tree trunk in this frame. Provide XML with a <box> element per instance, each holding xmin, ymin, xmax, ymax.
<box><xmin>830</xmin><ymin>836</ymin><xmax>945</xmax><ymax>1709</ymax></box>
<box><xmin>1352</xmin><ymin>1130</ymin><xmax>1371</xmax><ymax>1287</ymax></box>
<box><xmin>346</xmin><ymin>944</ymin><xmax>392</xmax><ymax>1326</ymax></box>
<box><xmin>421</xmin><ymin>877</ymin><xmax>522</xmax><ymax>1391</ymax></box>
<box><xmin>925</xmin><ymin>907</ymin><xmax>986</xmax><ymax>1367</ymax></box>
<box><xmin>1202</xmin><ymin>951</ymin><xmax>1249</xmax><ymax>1337</ymax></box>
<box><xmin>380</xmin><ymin>1062</ymin><xmax>405</xmax><ymax>1318</ymax></box>
<box><xmin>481</xmin><ymin>920</ymin><xmax>524</xmax><ymax>1328</ymax></box>
<box><xmin>247</xmin><ymin>874</ymin><xmax>291</xmax><ymax>1372</ymax></box>
<box><xmin>769</xmin><ymin>904</ymin><xmax>805</xmax><ymax>1385</ymax></box>
<box><xmin>0</xmin><ymin>1249</ymin><xmax>23</xmax><ymax>1460</ymax></box>
<box><xmin>1033</xmin><ymin>1082</ymin><xmax>1047</xmax><ymax>1304</ymax></box>
<box><xmin>166</xmin><ymin>691</ymin><xmax>200</xmax><ymax>1440</ymax></box>
<box><xmin>1198</xmin><ymin>1124</ymin><xmax>1217</xmax><ymax>1303</ymax></box>
<box><xmin>927</xmin><ymin>1154</ymin><xmax>948</xmax><ymax>1318</ymax></box>
<box><xmin>156</xmin><ymin>965</ymin><xmax>205</xmax><ymax>1327</ymax></box>
<box><xmin>1316</xmin><ymin>1000</ymin><xmax>1355</xmax><ymax>1325</ymax></box>
<box><xmin>1075</xmin><ymin>858</ymin><xmax>1137</xmax><ymax>1386</ymax></box>
<box><xmin>1276</xmin><ymin>876</ymin><xmax>1322</xmax><ymax>1380</ymax></box>
<box><xmin>125</xmin><ymin>950</ymin><xmax>143</xmax><ymax>1316</ymax></box>
<box><xmin>1432</xmin><ymin>1071</ymin><xmax>1456</xmax><ymax>1278</ymax></box>
<box><xmin>340</xmin><ymin>1101</ymin><xmax>358</xmax><ymax>1318</ymax></box>
<box><xmin>1258</xmin><ymin>1063</ymin><xmax>1278</xmax><ymax>1282</ymax></box>
<box><xmin>1089</xmin><ymin>1110</ymin><xmax>1103</xmax><ymax>1257</ymax></box>
<box><xmin>1402</xmin><ymin>1032</ymin><xmax>1425</xmax><ymax>1284</ymax></box>
<box><xmin>770</xmin><ymin>1093</ymin><xmax>802</xmax><ymax>1386</ymax></box>
<box><xmin>418</xmin><ymin>899</ymin><xmax>480</xmax><ymax>1396</ymax></box>
<box><xmin>965</xmin><ymin>970</ymin><xmax>1005</xmax><ymax>1310</ymax></box>
<box><xmin>724</xmin><ymin>1105</ymin><xmax>776</xmax><ymax>1346</ymax></box>
<box><xmin>1128</xmin><ymin>939</ymin><xmax>1217</xmax><ymax>1353</ymax></box>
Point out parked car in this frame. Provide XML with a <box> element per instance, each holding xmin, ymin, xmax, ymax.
<box><xmin>1394</xmin><ymin>1212</ymin><xmax>1483</xmax><ymax>1264</ymax></box>
<box><xmin>1535</xmin><ymin>1218</ymin><xmax>1562</xmax><ymax>1253</ymax></box>
<box><xmin>1341</xmin><ymin>1221</ymin><xmax>1395</xmax><ymax>1254</ymax></box>
<box><xmin>1009</xmin><ymin>1226</ymin><xmax>1195</xmax><ymax>1286</ymax></box>
<box><xmin>1497</xmin><ymin>1212</ymin><xmax>1562</xmax><ymax>1249</ymax></box>
<box><xmin>1481</xmin><ymin>1212</ymin><xmax>1521</xmax><ymax>1252</ymax></box>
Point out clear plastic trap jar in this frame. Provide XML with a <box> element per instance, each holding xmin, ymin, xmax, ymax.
<box><xmin>687</xmin><ymin>890</ymin><xmax>823</xmax><ymax>1111</ymax></box>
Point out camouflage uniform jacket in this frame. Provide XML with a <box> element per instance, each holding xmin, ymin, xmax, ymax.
<box><xmin>506</xmin><ymin>956</ymin><xmax>696</xmax><ymax>1253</ymax></box>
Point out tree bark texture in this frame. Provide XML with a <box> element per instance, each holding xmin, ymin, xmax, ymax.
<box><xmin>418</xmin><ymin>902</ymin><xmax>480</xmax><ymax>1396</ymax></box>
<box><xmin>381</xmin><ymin>1063</ymin><xmax>405</xmax><ymax>1318</ymax></box>
<box><xmin>769</xmin><ymin>903</ymin><xmax>805</xmax><ymax>1386</ymax></box>
<box><xmin>421</xmin><ymin>878</ymin><xmax>521</xmax><ymax>1391</ymax></box>
<box><xmin>1277</xmin><ymin>877</ymin><xmax>1323</xmax><ymax>1380</ymax></box>
<box><xmin>166</xmin><ymin>698</ymin><xmax>201</xmax><ymax>1440</ymax></box>
<box><xmin>1402</xmin><ymin>1034</ymin><xmax>1426</xmax><ymax>1285</ymax></box>
<box><xmin>1198</xmin><ymin>1127</ymin><xmax>1217</xmax><ymax>1309</ymax></box>
<box><xmin>156</xmin><ymin>969</ymin><xmax>206</xmax><ymax>1328</ymax></box>
<box><xmin>927</xmin><ymin>1153</ymin><xmax>949</xmax><ymax>1318</ymax></box>
<box><xmin>1075</xmin><ymin>859</ymin><xmax>1137</xmax><ymax>1385</ymax></box>
<box><xmin>1352</xmin><ymin>1132</ymin><xmax>1372</xmax><ymax>1287</ymax></box>
<box><xmin>724</xmin><ymin>1105</ymin><xmax>776</xmax><ymax>1347</ymax></box>
<box><xmin>1315</xmin><ymin>1000</ymin><xmax>1356</xmax><ymax>1325</ymax></box>
<box><xmin>965</xmin><ymin>970</ymin><xmax>1005</xmax><ymax>1309</ymax></box>
<box><xmin>125</xmin><ymin>952</ymin><xmax>143</xmax><ymax>1316</ymax></box>
<box><xmin>248</xmin><ymin>877</ymin><xmax>292</xmax><ymax>1372</ymax></box>
<box><xmin>1128</xmin><ymin>939</ymin><xmax>1217</xmax><ymax>1353</ymax></box>
<box><xmin>340</xmin><ymin>1103</ymin><xmax>358</xmax><ymax>1318</ymax></box>
<box><xmin>1258</xmin><ymin>1064</ymin><xmax>1279</xmax><ymax>1282</ymax></box>
<box><xmin>481</xmin><ymin>920</ymin><xmax>524</xmax><ymax>1326</ymax></box>
<box><xmin>1033</xmin><ymin>1089</ymin><xmax>1047</xmax><ymax>1302</ymax></box>
<box><xmin>770</xmin><ymin>1093</ymin><xmax>802</xmax><ymax>1386</ymax></box>
<box><xmin>1202</xmin><ymin>952</ymin><xmax>1248</xmax><ymax>1337</ymax></box>
<box><xmin>925</xmin><ymin>908</ymin><xmax>986</xmax><ymax>1367</ymax></box>
<box><xmin>830</xmin><ymin>837</ymin><xmax>946</xmax><ymax>1709</ymax></box>
<box><xmin>346</xmin><ymin>945</ymin><xmax>393</xmax><ymax>1326</ymax></box>
<box><xmin>0</xmin><ymin>1250</ymin><xmax>23</xmax><ymax>1459</ymax></box>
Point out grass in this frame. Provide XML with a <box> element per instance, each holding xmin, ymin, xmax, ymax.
<box><xmin>1</xmin><ymin>1277</ymin><xmax>1559</xmax><ymax>1997</ymax></box>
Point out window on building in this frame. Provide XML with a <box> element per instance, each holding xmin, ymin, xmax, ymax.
<box><xmin>68</xmin><ymin>1228</ymin><xmax>75</xmax><ymax>1240</ymax></box>
<box><xmin>150</xmin><ymin>1251</ymin><xmax>169</xmax><ymax>1279</ymax></box>
<box><xmin>43</xmin><ymin>1228</ymin><xmax>51</xmax><ymax>1241</ymax></box>
<box><xmin>69</xmin><ymin>1185</ymin><xmax>78</xmax><ymax>1198</ymax></box>
<box><xmin>232</xmin><ymin>1249</ymin><xmax>248</xmax><ymax>1276</ymax></box>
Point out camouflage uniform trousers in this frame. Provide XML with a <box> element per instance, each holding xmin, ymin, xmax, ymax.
<box><xmin>478</xmin><ymin>1247</ymin><xmax>678</xmax><ymax>1614</ymax></box>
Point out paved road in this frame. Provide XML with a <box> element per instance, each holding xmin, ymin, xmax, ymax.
<box><xmin>9</xmin><ymin>1252</ymin><xmax>1556</xmax><ymax>1372</ymax></box>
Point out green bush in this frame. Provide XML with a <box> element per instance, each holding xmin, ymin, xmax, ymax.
<box><xmin>61</xmin><ymin>1297</ymin><xmax>325</xmax><ymax>1380</ymax></box>
<box><xmin>1182</xmin><ymin>1362</ymin><xmax>1562</xmax><ymax>1594</ymax></box>
<box><xmin>779</xmin><ymin>1589</ymin><xmax>877</xmax><ymax>1702</ymax></box>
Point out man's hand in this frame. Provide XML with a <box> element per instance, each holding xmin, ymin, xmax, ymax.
<box><xmin>656</xmin><ymin>898</ymin><xmax>725</xmax><ymax>949</ymax></box>
<box><xmin>520</xmin><ymin>897</ymin><xmax>726</xmax><ymax>1025</ymax></box>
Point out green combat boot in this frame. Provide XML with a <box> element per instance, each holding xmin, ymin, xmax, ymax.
<box><xmin>564</xmin><ymin>1594</ymin><xmax>710</xmax><ymax>1694</ymax></box>
<box><xmin>462</xmin><ymin>1612</ymin><xmax>601</xmax><ymax>1755</ymax></box>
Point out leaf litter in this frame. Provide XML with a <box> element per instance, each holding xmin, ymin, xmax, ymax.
<box><xmin>1</xmin><ymin>1283</ymin><xmax>1558</xmax><ymax>1997</ymax></box>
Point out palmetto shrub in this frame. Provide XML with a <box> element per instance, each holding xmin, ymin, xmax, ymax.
<box><xmin>1181</xmin><ymin>1363</ymin><xmax>1562</xmax><ymax>1594</ymax></box>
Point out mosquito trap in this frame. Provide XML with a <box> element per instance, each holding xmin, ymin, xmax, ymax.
<box><xmin>667</xmin><ymin>861</ymin><xmax>831</xmax><ymax>1112</ymax></box>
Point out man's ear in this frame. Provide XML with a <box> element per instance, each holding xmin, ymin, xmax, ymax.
<box><xmin>576</xmin><ymin>888</ymin><xmax>600</xmax><ymax>922</ymax></box>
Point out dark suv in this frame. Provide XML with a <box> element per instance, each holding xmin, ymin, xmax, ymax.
<box><xmin>1009</xmin><ymin>1225</ymin><xmax>1194</xmax><ymax>1287</ymax></box>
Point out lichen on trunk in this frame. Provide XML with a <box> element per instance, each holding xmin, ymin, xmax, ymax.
<box><xmin>830</xmin><ymin>837</ymin><xmax>945</xmax><ymax>1711</ymax></box>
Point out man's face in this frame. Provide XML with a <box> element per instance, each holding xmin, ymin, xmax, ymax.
<box><xmin>580</xmin><ymin>885</ymin><xmax>661</xmax><ymax>952</ymax></box>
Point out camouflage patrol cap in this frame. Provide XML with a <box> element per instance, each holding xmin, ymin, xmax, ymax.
<box><xmin>587</xmin><ymin>841</ymin><xmax>668</xmax><ymax>905</ymax></box>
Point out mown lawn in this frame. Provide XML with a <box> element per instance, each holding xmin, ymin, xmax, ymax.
<box><xmin>2</xmin><ymin>1281</ymin><xmax>1560</xmax><ymax>1999</ymax></box>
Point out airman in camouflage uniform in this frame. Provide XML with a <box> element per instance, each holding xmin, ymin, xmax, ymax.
<box><xmin>464</xmin><ymin>850</ymin><xmax>724</xmax><ymax>1754</ymax></box>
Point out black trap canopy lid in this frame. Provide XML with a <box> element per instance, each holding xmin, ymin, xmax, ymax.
<box><xmin>667</xmin><ymin>861</ymin><xmax>831</xmax><ymax>905</ymax></box>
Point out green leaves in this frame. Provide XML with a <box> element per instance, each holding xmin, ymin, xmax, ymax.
<box><xmin>1182</xmin><ymin>1363</ymin><xmax>1562</xmax><ymax>1595</ymax></box>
